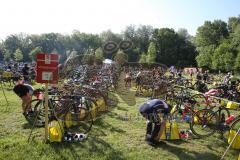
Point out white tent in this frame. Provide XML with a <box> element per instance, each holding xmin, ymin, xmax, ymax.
<box><xmin>103</xmin><ymin>59</ymin><xmax>115</xmax><ymax>64</ymax></box>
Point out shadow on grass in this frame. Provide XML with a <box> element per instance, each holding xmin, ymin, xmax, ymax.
<box><xmin>107</xmin><ymin>92</ymin><xmax>120</xmax><ymax>107</ymax></box>
<box><xmin>92</xmin><ymin>118</ymin><xmax>126</xmax><ymax>136</ymax></box>
<box><xmin>166</xmin><ymin>139</ymin><xmax>191</xmax><ymax>145</ymax></box>
<box><xmin>22</xmin><ymin>123</ymin><xmax>33</xmax><ymax>129</ymax></box>
<box><xmin>154</xmin><ymin>143</ymin><xmax>220</xmax><ymax>160</ymax></box>
<box><xmin>50</xmin><ymin>136</ymin><xmax>126</xmax><ymax>160</ymax></box>
<box><xmin>48</xmin><ymin>117</ymin><xmax>126</xmax><ymax>160</ymax></box>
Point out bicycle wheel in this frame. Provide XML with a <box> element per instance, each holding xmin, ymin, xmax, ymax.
<box><xmin>223</xmin><ymin>117</ymin><xmax>240</xmax><ymax>143</ymax></box>
<box><xmin>30</xmin><ymin>99</ymin><xmax>45</xmax><ymax>120</ymax></box>
<box><xmin>57</xmin><ymin>97</ymin><xmax>95</xmax><ymax>134</ymax></box>
<box><xmin>190</xmin><ymin>94</ymin><xmax>208</xmax><ymax>110</ymax></box>
<box><xmin>190</xmin><ymin>109</ymin><xmax>218</xmax><ymax>137</ymax></box>
<box><xmin>212</xmin><ymin>107</ymin><xmax>230</xmax><ymax>122</ymax></box>
<box><xmin>230</xmin><ymin>117</ymin><xmax>240</xmax><ymax>131</ymax></box>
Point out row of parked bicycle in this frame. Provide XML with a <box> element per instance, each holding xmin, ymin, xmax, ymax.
<box><xmin>25</xmin><ymin>63</ymin><xmax>121</xmax><ymax>134</ymax></box>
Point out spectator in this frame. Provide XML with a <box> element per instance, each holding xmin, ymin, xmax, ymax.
<box><xmin>196</xmin><ymin>71</ymin><xmax>202</xmax><ymax>81</ymax></box>
<box><xmin>22</xmin><ymin>63</ymin><xmax>30</xmax><ymax>83</ymax></box>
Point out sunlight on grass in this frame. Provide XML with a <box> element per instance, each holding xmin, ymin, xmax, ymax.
<box><xmin>0</xmin><ymin>82</ymin><xmax>239</xmax><ymax>160</ymax></box>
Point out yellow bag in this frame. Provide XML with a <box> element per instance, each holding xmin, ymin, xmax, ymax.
<box><xmin>194</xmin><ymin>112</ymin><xmax>211</xmax><ymax>124</ymax></box>
<box><xmin>194</xmin><ymin>115</ymin><xmax>201</xmax><ymax>124</ymax></box>
<box><xmin>170</xmin><ymin>105</ymin><xmax>177</xmax><ymax>114</ymax></box>
<box><xmin>65</xmin><ymin>112</ymin><xmax>73</xmax><ymax>128</ymax></box>
<box><xmin>78</xmin><ymin>108</ymin><xmax>86</xmax><ymax>120</ymax></box>
<box><xmin>97</xmin><ymin>97</ymin><xmax>107</xmax><ymax>112</ymax></box>
<box><xmin>90</xmin><ymin>103</ymin><xmax>97</xmax><ymax>121</ymax></box>
<box><xmin>48</xmin><ymin>120</ymin><xmax>64</xmax><ymax>142</ymax></box>
<box><xmin>2</xmin><ymin>71</ymin><xmax>13</xmax><ymax>78</ymax></box>
<box><xmin>226</xmin><ymin>101</ymin><xmax>239</xmax><ymax>109</ymax></box>
<box><xmin>160</xmin><ymin>122</ymin><xmax>180</xmax><ymax>140</ymax></box>
<box><xmin>220</xmin><ymin>100</ymin><xmax>226</xmax><ymax>106</ymax></box>
<box><xmin>228</xmin><ymin>129</ymin><xmax>240</xmax><ymax>149</ymax></box>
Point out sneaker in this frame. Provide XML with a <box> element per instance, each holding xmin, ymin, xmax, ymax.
<box><xmin>35</xmin><ymin>120</ymin><xmax>45</xmax><ymax>127</ymax></box>
<box><xmin>146</xmin><ymin>139</ymin><xmax>166</xmax><ymax>146</ymax></box>
<box><xmin>146</xmin><ymin>139</ymin><xmax>156</xmax><ymax>146</ymax></box>
<box><xmin>145</xmin><ymin>134</ymin><xmax>152</xmax><ymax>141</ymax></box>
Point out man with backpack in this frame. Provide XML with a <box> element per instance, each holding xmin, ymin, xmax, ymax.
<box><xmin>139</xmin><ymin>99</ymin><xmax>172</xmax><ymax>146</ymax></box>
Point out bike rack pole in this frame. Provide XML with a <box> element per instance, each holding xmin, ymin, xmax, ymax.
<box><xmin>27</xmin><ymin>109</ymin><xmax>41</xmax><ymax>142</ymax></box>
<box><xmin>220</xmin><ymin>127</ymin><xmax>240</xmax><ymax>160</ymax></box>
<box><xmin>44</xmin><ymin>83</ymin><xmax>49</xmax><ymax>142</ymax></box>
<box><xmin>0</xmin><ymin>81</ymin><xmax>9</xmax><ymax>106</ymax></box>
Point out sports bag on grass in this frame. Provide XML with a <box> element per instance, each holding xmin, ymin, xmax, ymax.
<box><xmin>160</xmin><ymin>121</ymin><xmax>180</xmax><ymax>140</ymax></box>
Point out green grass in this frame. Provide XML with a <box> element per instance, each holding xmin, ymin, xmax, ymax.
<box><xmin>0</xmin><ymin>77</ymin><xmax>239</xmax><ymax>160</ymax></box>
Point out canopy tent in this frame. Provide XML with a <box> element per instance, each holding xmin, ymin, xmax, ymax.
<box><xmin>103</xmin><ymin>59</ymin><xmax>115</xmax><ymax>64</ymax></box>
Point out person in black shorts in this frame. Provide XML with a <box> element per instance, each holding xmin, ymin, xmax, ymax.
<box><xmin>139</xmin><ymin>99</ymin><xmax>172</xmax><ymax>145</ymax></box>
<box><xmin>13</xmin><ymin>76</ymin><xmax>44</xmax><ymax>126</ymax></box>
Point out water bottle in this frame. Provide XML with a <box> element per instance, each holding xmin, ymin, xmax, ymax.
<box><xmin>225</xmin><ymin>115</ymin><xmax>235</xmax><ymax>124</ymax></box>
<box><xmin>185</xmin><ymin>115</ymin><xmax>190</xmax><ymax>123</ymax></box>
<box><xmin>165</xmin><ymin>125</ymin><xmax>171</xmax><ymax>140</ymax></box>
<box><xmin>80</xmin><ymin>97</ymin><xmax>85</xmax><ymax>109</ymax></box>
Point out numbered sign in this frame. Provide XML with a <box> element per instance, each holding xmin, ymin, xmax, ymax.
<box><xmin>36</xmin><ymin>53</ymin><xmax>59</xmax><ymax>84</ymax></box>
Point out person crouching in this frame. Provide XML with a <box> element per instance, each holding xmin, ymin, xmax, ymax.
<box><xmin>139</xmin><ymin>99</ymin><xmax>172</xmax><ymax>145</ymax></box>
<box><xmin>13</xmin><ymin>76</ymin><xmax>44</xmax><ymax>127</ymax></box>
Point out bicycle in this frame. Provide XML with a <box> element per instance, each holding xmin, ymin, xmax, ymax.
<box><xmin>189</xmin><ymin>104</ymin><xmax>231</xmax><ymax>138</ymax></box>
<box><xmin>29</xmin><ymin>89</ymin><xmax>97</xmax><ymax>134</ymax></box>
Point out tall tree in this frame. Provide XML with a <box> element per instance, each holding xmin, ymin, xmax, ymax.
<box><xmin>177</xmin><ymin>28</ymin><xmax>190</xmax><ymax>40</ymax></box>
<box><xmin>195</xmin><ymin>45</ymin><xmax>215</xmax><ymax>68</ymax></box>
<box><xmin>152</xmin><ymin>28</ymin><xmax>179</xmax><ymax>65</ymax></box>
<box><xmin>81</xmin><ymin>53</ymin><xmax>95</xmax><ymax>65</ymax></box>
<box><xmin>0</xmin><ymin>43</ymin><xmax>5</xmax><ymax>61</ymax></box>
<box><xmin>125</xmin><ymin>48</ymin><xmax>140</xmax><ymax>62</ymax></box>
<box><xmin>228</xmin><ymin>16</ymin><xmax>240</xmax><ymax>33</ymax></box>
<box><xmin>114</xmin><ymin>51</ymin><xmax>128</xmax><ymax>65</ymax></box>
<box><xmin>4</xmin><ymin>35</ymin><xmax>22</xmax><ymax>59</ymax></box>
<box><xmin>123</xmin><ymin>25</ymin><xmax>138</xmax><ymax>48</ymax></box>
<box><xmin>195</xmin><ymin>20</ymin><xmax>228</xmax><ymax>47</ymax></box>
<box><xmin>95</xmin><ymin>48</ymin><xmax>104</xmax><ymax>60</ymax></box>
<box><xmin>234</xmin><ymin>52</ymin><xmax>240</xmax><ymax>72</ymax></box>
<box><xmin>147</xmin><ymin>42</ymin><xmax>157</xmax><ymax>63</ymax></box>
<box><xmin>231</xmin><ymin>24</ymin><xmax>240</xmax><ymax>49</ymax></box>
<box><xmin>100</xmin><ymin>30</ymin><xmax>122</xmax><ymax>44</ymax></box>
<box><xmin>13</xmin><ymin>48</ymin><xmax>23</xmax><ymax>61</ymax></box>
<box><xmin>139</xmin><ymin>53</ymin><xmax>147</xmax><ymax>63</ymax></box>
<box><xmin>135</xmin><ymin>25</ymin><xmax>153</xmax><ymax>53</ymax></box>
<box><xmin>212</xmin><ymin>41</ymin><xmax>234</xmax><ymax>71</ymax></box>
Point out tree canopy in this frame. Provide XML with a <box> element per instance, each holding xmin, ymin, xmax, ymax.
<box><xmin>1</xmin><ymin>15</ymin><xmax>240</xmax><ymax>73</ymax></box>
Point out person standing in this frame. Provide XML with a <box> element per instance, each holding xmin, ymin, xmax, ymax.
<box><xmin>22</xmin><ymin>63</ymin><xmax>30</xmax><ymax>83</ymax></box>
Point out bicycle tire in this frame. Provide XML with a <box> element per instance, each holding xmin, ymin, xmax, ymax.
<box><xmin>56</xmin><ymin>96</ymin><xmax>96</xmax><ymax>134</ymax></box>
<box><xmin>190</xmin><ymin>109</ymin><xmax>218</xmax><ymax>138</ymax></box>
<box><xmin>222</xmin><ymin>116</ymin><xmax>240</xmax><ymax>143</ymax></box>
<box><xmin>230</xmin><ymin>116</ymin><xmax>240</xmax><ymax>131</ymax></box>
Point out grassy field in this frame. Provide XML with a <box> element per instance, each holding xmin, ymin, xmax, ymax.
<box><xmin>0</xmin><ymin>77</ymin><xmax>239</xmax><ymax>160</ymax></box>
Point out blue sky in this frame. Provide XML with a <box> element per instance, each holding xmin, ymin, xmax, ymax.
<box><xmin>0</xmin><ymin>0</ymin><xmax>239</xmax><ymax>39</ymax></box>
